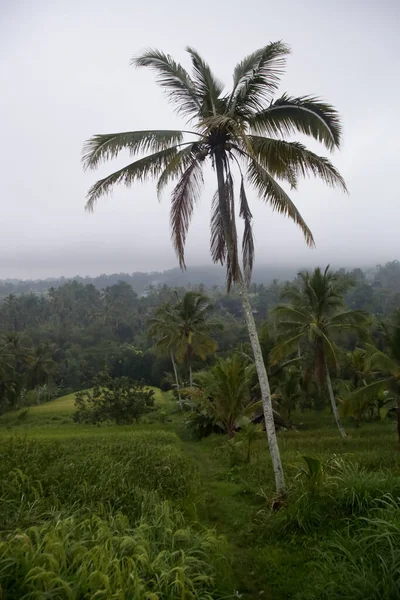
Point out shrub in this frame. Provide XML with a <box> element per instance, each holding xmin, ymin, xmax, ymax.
<box><xmin>73</xmin><ymin>372</ymin><xmax>155</xmax><ymax>424</ymax></box>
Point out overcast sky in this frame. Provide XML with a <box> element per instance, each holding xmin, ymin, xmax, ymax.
<box><xmin>1</xmin><ymin>0</ymin><xmax>399</xmax><ymax>279</ymax></box>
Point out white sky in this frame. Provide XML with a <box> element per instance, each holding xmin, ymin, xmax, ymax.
<box><xmin>1</xmin><ymin>0</ymin><xmax>399</xmax><ymax>278</ymax></box>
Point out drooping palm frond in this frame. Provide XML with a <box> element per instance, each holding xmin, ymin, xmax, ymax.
<box><xmin>270</xmin><ymin>333</ymin><xmax>304</xmax><ymax>363</ymax></box>
<box><xmin>346</xmin><ymin>377</ymin><xmax>394</xmax><ymax>406</ymax></box>
<box><xmin>249</xmin><ymin>94</ymin><xmax>342</xmax><ymax>150</ymax></box>
<box><xmin>239</xmin><ymin>178</ymin><xmax>254</xmax><ymax>284</ymax></box>
<box><xmin>210</xmin><ymin>190</ymin><xmax>226</xmax><ymax>265</ymax></box>
<box><xmin>366</xmin><ymin>347</ymin><xmax>398</xmax><ymax>376</ymax></box>
<box><xmin>170</xmin><ymin>160</ymin><xmax>204</xmax><ymax>269</ymax></box>
<box><xmin>132</xmin><ymin>49</ymin><xmax>200</xmax><ymax>119</ymax></box>
<box><xmin>157</xmin><ymin>146</ymin><xmax>200</xmax><ymax>199</ymax></box>
<box><xmin>82</xmin><ymin>130</ymin><xmax>186</xmax><ymax>171</ymax></box>
<box><xmin>185</xmin><ymin>47</ymin><xmax>225</xmax><ymax>117</ymax></box>
<box><xmin>224</xmin><ymin>170</ymin><xmax>240</xmax><ymax>291</ymax></box>
<box><xmin>85</xmin><ymin>146</ymin><xmax>181</xmax><ymax>211</ymax></box>
<box><xmin>329</xmin><ymin>309</ymin><xmax>369</xmax><ymax>332</ymax></box>
<box><xmin>246</xmin><ymin>158</ymin><xmax>315</xmax><ymax>247</ymax></box>
<box><xmin>247</xmin><ymin>137</ymin><xmax>347</xmax><ymax>191</ymax></box>
<box><xmin>231</xmin><ymin>42</ymin><xmax>290</xmax><ymax>116</ymax></box>
<box><xmin>272</xmin><ymin>305</ymin><xmax>311</xmax><ymax>325</ymax></box>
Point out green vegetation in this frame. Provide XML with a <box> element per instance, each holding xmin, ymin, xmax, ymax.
<box><xmin>2</xmin><ymin>34</ymin><xmax>400</xmax><ymax>597</ymax></box>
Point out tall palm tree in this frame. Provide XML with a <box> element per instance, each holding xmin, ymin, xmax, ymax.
<box><xmin>348</xmin><ymin>313</ymin><xmax>400</xmax><ymax>441</ymax></box>
<box><xmin>83</xmin><ymin>43</ymin><xmax>346</xmax><ymax>494</ymax></box>
<box><xmin>173</xmin><ymin>292</ymin><xmax>217</xmax><ymax>386</ymax></box>
<box><xmin>271</xmin><ymin>267</ymin><xmax>368</xmax><ymax>437</ymax></box>
<box><xmin>148</xmin><ymin>302</ymin><xmax>183</xmax><ymax>407</ymax></box>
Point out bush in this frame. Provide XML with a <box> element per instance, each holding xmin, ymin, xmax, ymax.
<box><xmin>73</xmin><ymin>372</ymin><xmax>155</xmax><ymax>424</ymax></box>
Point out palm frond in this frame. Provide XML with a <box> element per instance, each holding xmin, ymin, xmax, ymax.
<box><xmin>225</xmin><ymin>170</ymin><xmax>240</xmax><ymax>292</ymax></box>
<box><xmin>231</xmin><ymin>41</ymin><xmax>290</xmax><ymax>115</ymax></box>
<box><xmin>132</xmin><ymin>49</ymin><xmax>200</xmax><ymax>118</ymax></box>
<box><xmin>210</xmin><ymin>191</ymin><xmax>226</xmax><ymax>265</ymax></box>
<box><xmin>82</xmin><ymin>130</ymin><xmax>185</xmax><ymax>171</ymax></box>
<box><xmin>329</xmin><ymin>310</ymin><xmax>369</xmax><ymax>328</ymax></box>
<box><xmin>157</xmin><ymin>146</ymin><xmax>198</xmax><ymax>199</ymax></box>
<box><xmin>170</xmin><ymin>160</ymin><xmax>204</xmax><ymax>269</ymax></box>
<box><xmin>366</xmin><ymin>347</ymin><xmax>398</xmax><ymax>376</ymax></box>
<box><xmin>249</xmin><ymin>94</ymin><xmax>342</xmax><ymax>150</ymax></box>
<box><xmin>85</xmin><ymin>146</ymin><xmax>180</xmax><ymax>211</ymax></box>
<box><xmin>346</xmin><ymin>378</ymin><xmax>394</xmax><ymax>405</ymax></box>
<box><xmin>247</xmin><ymin>137</ymin><xmax>347</xmax><ymax>191</ymax></box>
<box><xmin>239</xmin><ymin>178</ymin><xmax>254</xmax><ymax>284</ymax></box>
<box><xmin>185</xmin><ymin>47</ymin><xmax>225</xmax><ymax>116</ymax></box>
<box><xmin>246</xmin><ymin>158</ymin><xmax>315</xmax><ymax>247</ymax></box>
<box><xmin>273</xmin><ymin>305</ymin><xmax>311</xmax><ymax>324</ymax></box>
<box><xmin>270</xmin><ymin>333</ymin><xmax>304</xmax><ymax>363</ymax></box>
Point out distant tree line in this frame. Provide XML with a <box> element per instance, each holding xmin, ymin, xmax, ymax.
<box><xmin>1</xmin><ymin>261</ymin><xmax>400</xmax><ymax>417</ymax></box>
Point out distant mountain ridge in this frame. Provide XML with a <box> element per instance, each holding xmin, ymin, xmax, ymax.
<box><xmin>0</xmin><ymin>263</ymin><xmax>378</xmax><ymax>300</ymax></box>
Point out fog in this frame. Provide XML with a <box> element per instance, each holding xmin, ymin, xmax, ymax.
<box><xmin>1</xmin><ymin>0</ymin><xmax>399</xmax><ymax>279</ymax></box>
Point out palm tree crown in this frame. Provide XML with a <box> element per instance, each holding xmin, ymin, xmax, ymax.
<box><xmin>83</xmin><ymin>43</ymin><xmax>346</xmax><ymax>288</ymax></box>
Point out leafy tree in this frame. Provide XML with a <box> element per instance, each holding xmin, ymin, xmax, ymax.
<box><xmin>83</xmin><ymin>43</ymin><xmax>346</xmax><ymax>494</ymax></box>
<box><xmin>272</xmin><ymin>267</ymin><xmax>368</xmax><ymax>437</ymax></box>
<box><xmin>73</xmin><ymin>373</ymin><xmax>155</xmax><ymax>425</ymax></box>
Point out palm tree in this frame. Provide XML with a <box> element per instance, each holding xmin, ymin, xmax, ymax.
<box><xmin>348</xmin><ymin>313</ymin><xmax>400</xmax><ymax>441</ymax></box>
<box><xmin>271</xmin><ymin>267</ymin><xmax>368</xmax><ymax>437</ymax></box>
<box><xmin>83</xmin><ymin>43</ymin><xmax>347</xmax><ymax>494</ymax></box>
<box><xmin>148</xmin><ymin>302</ymin><xmax>183</xmax><ymax>407</ymax></box>
<box><xmin>28</xmin><ymin>344</ymin><xmax>56</xmax><ymax>389</ymax></box>
<box><xmin>272</xmin><ymin>366</ymin><xmax>302</xmax><ymax>422</ymax></box>
<box><xmin>173</xmin><ymin>292</ymin><xmax>217</xmax><ymax>386</ymax></box>
<box><xmin>191</xmin><ymin>354</ymin><xmax>259</xmax><ymax>438</ymax></box>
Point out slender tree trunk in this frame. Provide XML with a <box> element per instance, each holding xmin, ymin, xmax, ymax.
<box><xmin>170</xmin><ymin>350</ymin><xmax>182</xmax><ymax>410</ymax></box>
<box><xmin>324</xmin><ymin>358</ymin><xmax>347</xmax><ymax>438</ymax></box>
<box><xmin>215</xmin><ymin>152</ymin><xmax>285</xmax><ymax>496</ymax></box>
<box><xmin>397</xmin><ymin>397</ymin><xmax>400</xmax><ymax>444</ymax></box>
<box><xmin>189</xmin><ymin>363</ymin><xmax>193</xmax><ymax>388</ymax></box>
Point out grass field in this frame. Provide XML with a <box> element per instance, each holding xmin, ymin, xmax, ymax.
<box><xmin>1</xmin><ymin>391</ymin><xmax>400</xmax><ymax>599</ymax></box>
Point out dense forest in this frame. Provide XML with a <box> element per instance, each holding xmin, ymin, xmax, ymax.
<box><xmin>1</xmin><ymin>260</ymin><xmax>400</xmax><ymax>417</ymax></box>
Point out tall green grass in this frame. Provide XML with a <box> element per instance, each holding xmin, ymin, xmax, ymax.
<box><xmin>0</xmin><ymin>432</ymin><xmax>228</xmax><ymax>599</ymax></box>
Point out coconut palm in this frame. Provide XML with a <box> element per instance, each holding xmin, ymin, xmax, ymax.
<box><xmin>148</xmin><ymin>302</ymin><xmax>183</xmax><ymax>407</ymax></box>
<box><xmin>348</xmin><ymin>313</ymin><xmax>400</xmax><ymax>441</ymax></box>
<box><xmin>173</xmin><ymin>292</ymin><xmax>218</xmax><ymax>386</ymax></box>
<box><xmin>271</xmin><ymin>267</ymin><xmax>368</xmax><ymax>437</ymax></box>
<box><xmin>83</xmin><ymin>43</ymin><xmax>347</xmax><ymax>494</ymax></box>
<box><xmin>272</xmin><ymin>366</ymin><xmax>302</xmax><ymax>421</ymax></box>
<box><xmin>190</xmin><ymin>354</ymin><xmax>259</xmax><ymax>438</ymax></box>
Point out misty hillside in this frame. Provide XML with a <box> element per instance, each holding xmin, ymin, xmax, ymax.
<box><xmin>0</xmin><ymin>264</ymin><xmax>311</xmax><ymax>299</ymax></box>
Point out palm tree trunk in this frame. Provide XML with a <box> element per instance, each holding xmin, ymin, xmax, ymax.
<box><xmin>324</xmin><ymin>358</ymin><xmax>347</xmax><ymax>438</ymax></box>
<box><xmin>215</xmin><ymin>152</ymin><xmax>285</xmax><ymax>496</ymax></box>
<box><xmin>189</xmin><ymin>363</ymin><xmax>193</xmax><ymax>388</ymax></box>
<box><xmin>170</xmin><ymin>350</ymin><xmax>182</xmax><ymax>410</ymax></box>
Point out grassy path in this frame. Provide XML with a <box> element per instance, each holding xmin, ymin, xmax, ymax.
<box><xmin>182</xmin><ymin>438</ymin><xmax>306</xmax><ymax>600</ymax></box>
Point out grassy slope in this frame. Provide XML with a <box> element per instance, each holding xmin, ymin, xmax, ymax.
<box><xmin>1</xmin><ymin>394</ymin><xmax>399</xmax><ymax>599</ymax></box>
